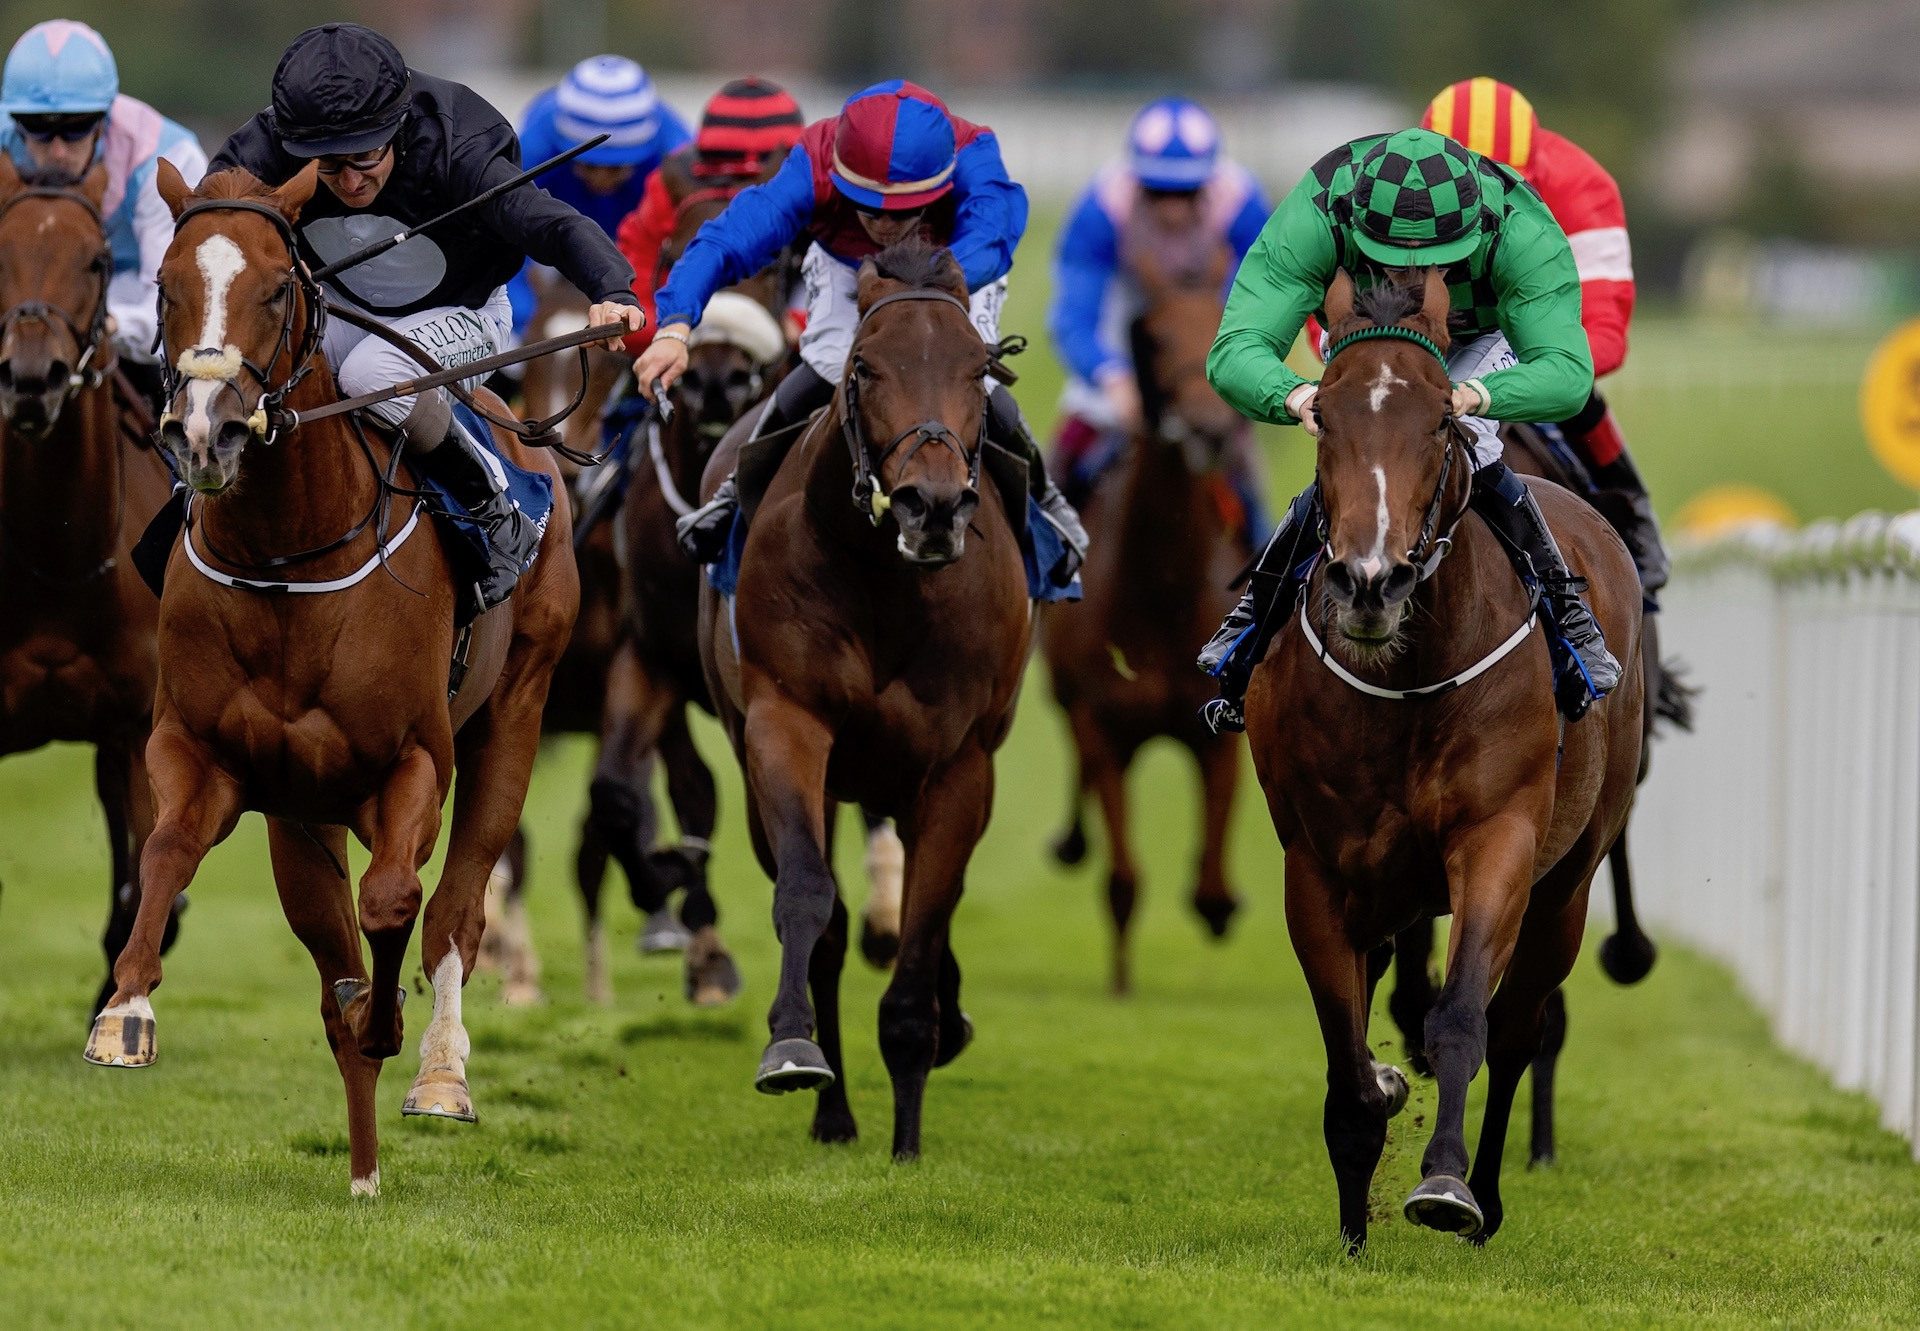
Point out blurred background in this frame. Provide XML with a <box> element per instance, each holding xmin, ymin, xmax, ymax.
<box><xmin>15</xmin><ymin>0</ymin><xmax>1917</xmax><ymax>520</ymax></box>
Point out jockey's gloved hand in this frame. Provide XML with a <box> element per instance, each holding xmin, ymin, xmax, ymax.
<box><xmin>1097</xmin><ymin>366</ymin><xmax>1143</xmax><ymax>435</ymax></box>
<box><xmin>1286</xmin><ymin>382</ymin><xmax>1320</xmax><ymax>437</ymax></box>
<box><xmin>635</xmin><ymin>325</ymin><xmax>691</xmax><ymax>399</ymax></box>
<box><xmin>1450</xmin><ymin>378</ymin><xmax>1490</xmax><ymax>418</ymax></box>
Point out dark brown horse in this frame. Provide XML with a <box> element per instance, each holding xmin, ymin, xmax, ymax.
<box><xmin>83</xmin><ymin>163</ymin><xmax>578</xmax><ymax>1197</ymax></box>
<box><xmin>1042</xmin><ymin>233</ymin><xmax>1246</xmax><ymax>995</ymax></box>
<box><xmin>1245</xmin><ymin>270</ymin><xmax>1642</xmax><ymax>1250</ymax></box>
<box><xmin>697</xmin><ymin>239</ymin><xmax>1030</xmax><ymax>1158</ymax></box>
<box><xmin>0</xmin><ymin>158</ymin><xmax>179</xmax><ymax>1016</ymax></box>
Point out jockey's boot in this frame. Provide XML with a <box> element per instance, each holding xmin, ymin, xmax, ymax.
<box><xmin>675</xmin><ymin>364</ymin><xmax>833</xmax><ymax>562</ymax></box>
<box><xmin>1470</xmin><ymin>462</ymin><xmax>1621</xmax><ymax>721</ymax></box>
<box><xmin>988</xmin><ymin>385</ymin><xmax>1087</xmax><ymax>585</ymax></box>
<box><xmin>1195</xmin><ymin>482</ymin><xmax>1322</xmax><ymax>735</ymax></box>
<box><xmin>1588</xmin><ymin>447</ymin><xmax>1670</xmax><ymax>594</ymax></box>
<box><xmin>406</xmin><ymin>390</ymin><xmax>540</xmax><ymax>611</ymax></box>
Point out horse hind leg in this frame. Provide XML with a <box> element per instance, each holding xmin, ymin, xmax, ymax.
<box><xmin>354</xmin><ymin>745</ymin><xmax>443</xmax><ymax>1068</ymax></box>
<box><xmin>267</xmin><ymin>819</ymin><xmax>383</xmax><ymax>1196</ymax></box>
<box><xmin>85</xmin><ymin>731</ymin><xmax>242</xmax><ymax>1068</ymax></box>
<box><xmin>1388</xmin><ymin>918</ymin><xmax>1440</xmax><ymax>1076</ymax></box>
<box><xmin>1598</xmin><ymin>829</ymin><xmax>1657</xmax><ymax>984</ymax></box>
<box><xmin>1077</xmin><ymin>721</ymin><xmax>1139</xmax><ymax>996</ymax></box>
<box><xmin>480</xmin><ymin>826</ymin><xmax>543</xmax><ymax>1006</ymax></box>
<box><xmin>573</xmin><ymin>816</ymin><xmax>615</xmax><ymax>1005</ymax></box>
<box><xmin>1048</xmin><ymin>743</ymin><xmax>1090</xmax><ymax>867</ymax></box>
<box><xmin>809</xmin><ymin>893</ymin><xmax>857</xmax><ymax>1143</ymax></box>
<box><xmin>659</xmin><ymin>705</ymin><xmax>739</xmax><ymax>1005</ymax></box>
<box><xmin>1188</xmin><ymin>734</ymin><xmax>1241</xmax><ymax>939</ymax></box>
<box><xmin>858</xmin><ymin>812</ymin><xmax>904</xmax><ymax>969</ymax></box>
<box><xmin>1528</xmin><ymin>987</ymin><xmax>1568</xmax><ymax>1168</ymax></box>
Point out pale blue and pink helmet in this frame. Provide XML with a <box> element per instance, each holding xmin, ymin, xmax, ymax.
<box><xmin>1</xmin><ymin>19</ymin><xmax>117</xmax><ymax>117</ymax></box>
<box><xmin>1128</xmin><ymin>96</ymin><xmax>1220</xmax><ymax>192</ymax></box>
<box><xmin>829</xmin><ymin>80</ymin><xmax>957</xmax><ymax>213</ymax></box>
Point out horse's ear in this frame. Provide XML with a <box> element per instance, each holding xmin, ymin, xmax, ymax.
<box><xmin>1323</xmin><ymin>269</ymin><xmax>1357</xmax><ymax>332</ymax></box>
<box><xmin>76</xmin><ymin>160</ymin><xmax>109</xmax><ymax>211</ymax></box>
<box><xmin>1417</xmin><ymin>267</ymin><xmax>1451</xmax><ymax>342</ymax></box>
<box><xmin>270</xmin><ymin>162</ymin><xmax>319</xmax><ymax>221</ymax></box>
<box><xmin>855</xmin><ymin>255</ymin><xmax>884</xmax><ymax>308</ymax></box>
<box><xmin>154</xmin><ymin>157</ymin><xmax>193</xmax><ymax>219</ymax></box>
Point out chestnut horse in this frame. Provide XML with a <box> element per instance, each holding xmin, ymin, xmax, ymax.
<box><xmin>83</xmin><ymin>163</ymin><xmax>578</xmax><ymax>1197</ymax></box>
<box><xmin>698</xmin><ymin>239</ymin><xmax>1029</xmax><ymax>1158</ymax></box>
<box><xmin>1042</xmin><ymin>233</ymin><xmax>1245</xmax><ymax>995</ymax></box>
<box><xmin>1245</xmin><ymin>271</ymin><xmax>1642</xmax><ymax>1250</ymax></box>
<box><xmin>0</xmin><ymin>159</ymin><xmax>178</xmax><ymax>1015</ymax></box>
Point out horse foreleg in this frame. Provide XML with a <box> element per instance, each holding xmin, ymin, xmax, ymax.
<box><xmin>1404</xmin><ymin>817</ymin><xmax>1539</xmax><ymax>1239</ymax></box>
<box><xmin>1468</xmin><ymin>890</ymin><xmax>1588</xmax><ymax>1243</ymax></box>
<box><xmin>266</xmin><ymin>818</ymin><xmax>383</xmax><ymax>1196</ymax></box>
<box><xmin>744</xmin><ymin>695</ymin><xmax>838</xmax><ymax>1095</ymax></box>
<box><xmin>661</xmin><ymin>707</ymin><xmax>739</xmax><ymax>1005</ymax></box>
<box><xmin>85</xmin><ymin>728</ymin><xmax>243</xmax><ymax>1067</ymax></box>
<box><xmin>1598</xmin><ymin>827</ymin><xmax>1657</xmax><ymax>984</ymax></box>
<box><xmin>572</xmin><ymin>815</ymin><xmax>614</xmax><ymax>1005</ymax></box>
<box><xmin>858</xmin><ymin>813</ymin><xmax>904</xmax><ymax>970</ymax></box>
<box><xmin>489</xmin><ymin>825</ymin><xmax>542</xmax><ymax>1007</ymax></box>
<box><xmin>1073</xmin><ymin>713</ymin><xmax>1139</xmax><ymax>996</ymax></box>
<box><xmin>1048</xmin><ymin>731</ymin><xmax>1090</xmax><ymax>867</ymax></box>
<box><xmin>354</xmin><ymin>745</ymin><xmax>442</xmax><ymax>1066</ymax></box>
<box><xmin>91</xmin><ymin>736</ymin><xmax>151</xmax><ymax>1021</ymax></box>
<box><xmin>1528</xmin><ymin>987</ymin><xmax>1568</xmax><ymax>1168</ymax></box>
<box><xmin>882</xmin><ymin>744</ymin><xmax>992</xmax><ymax>1162</ymax></box>
<box><xmin>589</xmin><ymin>642</ymin><xmax>675</xmax><ymax>922</ymax></box>
<box><xmin>1388</xmin><ymin>918</ymin><xmax>1439</xmax><ymax>1076</ymax></box>
<box><xmin>1189</xmin><ymin>734</ymin><xmax>1241</xmax><ymax>940</ymax></box>
<box><xmin>808</xmin><ymin>892</ymin><xmax>857</xmax><ymax>1143</ymax></box>
<box><xmin>1284</xmin><ymin>849</ymin><xmax>1400</xmax><ymax>1254</ymax></box>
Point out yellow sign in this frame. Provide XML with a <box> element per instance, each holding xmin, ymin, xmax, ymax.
<box><xmin>1860</xmin><ymin>318</ymin><xmax>1920</xmax><ymax>489</ymax></box>
<box><xmin>1674</xmin><ymin>485</ymin><xmax>1796</xmax><ymax>540</ymax></box>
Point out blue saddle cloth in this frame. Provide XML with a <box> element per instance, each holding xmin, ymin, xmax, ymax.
<box><xmin>414</xmin><ymin>402</ymin><xmax>555</xmax><ymax>590</ymax></box>
<box><xmin>706</xmin><ymin>495</ymin><xmax>1080</xmax><ymax>604</ymax></box>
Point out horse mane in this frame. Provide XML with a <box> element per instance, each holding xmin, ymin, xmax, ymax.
<box><xmin>1352</xmin><ymin>278</ymin><xmax>1426</xmax><ymax>329</ymax></box>
<box><xmin>869</xmin><ymin>237</ymin><xmax>964</xmax><ymax>294</ymax></box>
<box><xmin>191</xmin><ymin>168</ymin><xmax>275</xmax><ymax>202</ymax></box>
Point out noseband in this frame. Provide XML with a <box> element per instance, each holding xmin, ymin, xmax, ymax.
<box><xmin>159</xmin><ymin>196</ymin><xmax>325</xmax><ymax>446</ymax></box>
<box><xmin>0</xmin><ymin>184</ymin><xmax>112</xmax><ymax>405</ymax></box>
<box><xmin>840</xmin><ymin>287</ymin><xmax>985</xmax><ymax>525</ymax></box>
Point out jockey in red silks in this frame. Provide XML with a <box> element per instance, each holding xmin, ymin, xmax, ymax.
<box><xmin>631</xmin><ymin>79</ymin><xmax>1086</xmax><ymax>584</ymax></box>
<box><xmin>616</xmin><ymin>76</ymin><xmax>806</xmax><ymax>356</ymax></box>
<box><xmin>1046</xmin><ymin>96</ymin><xmax>1272</xmax><ymax>537</ymax></box>
<box><xmin>1422</xmin><ymin>77</ymin><xmax>1667</xmax><ymax>591</ymax></box>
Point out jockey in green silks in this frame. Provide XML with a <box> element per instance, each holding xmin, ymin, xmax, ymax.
<box><xmin>1195</xmin><ymin>127</ymin><xmax>1620</xmax><ymax>735</ymax></box>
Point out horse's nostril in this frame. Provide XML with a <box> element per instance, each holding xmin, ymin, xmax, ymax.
<box><xmin>215</xmin><ymin>418</ymin><xmax>253</xmax><ymax>453</ymax></box>
<box><xmin>889</xmin><ymin>485</ymin><xmax>928</xmax><ymax>522</ymax></box>
<box><xmin>1382</xmin><ymin>563</ymin><xmax>1418</xmax><ymax>605</ymax></box>
<box><xmin>1324</xmin><ymin>561</ymin><xmax>1357</xmax><ymax>604</ymax></box>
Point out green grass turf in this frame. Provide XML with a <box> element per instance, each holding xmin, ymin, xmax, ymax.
<box><xmin>4</xmin><ymin>707</ymin><xmax>1919</xmax><ymax>1327</ymax></box>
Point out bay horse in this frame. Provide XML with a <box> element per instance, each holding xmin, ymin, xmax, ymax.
<box><xmin>1042</xmin><ymin>231</ymin><xmax>1245</xmax><ymax>996</ymax></box>
<box><xmin>1245</xmin><ymin>270</ymin><xmax>1642</xmax><ymax>1250</ymax></box>
<box><xmin>0</xmin><ymin>157</ymin><xmax>180</xmax><ymax>1016</ymax></box>
<box><xmin>697</xmin><ymin>238</ymin><xmax>1030</xmax><ymax>1157</ymax></box>
<box><xmin>83</xmin><ymin>162</ymin><xmax>578</xmax><ymax>1198</ymax></box>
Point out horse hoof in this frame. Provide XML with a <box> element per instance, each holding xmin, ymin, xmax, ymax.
<box><xmin>639</xmin><ymin>908</ymin><xmax>693</xmax><ymax>955</ymax></box>
<box><xmin>1192</xmin><ymin>894</ymin><xmax>1240</xmax><ymax>939</ymax></box>
<box><xmin>1050</xmin><ymin>824</ymin><xmax>1088</xmax><ymax>866</ymax></box>
<box><xmin>934</xmin><ymin>1013</ymin><xmax>974</xmax><ymax>1068</ymax></box>
<box><xmin>755</xmin><ymin>1038</ymin><xmax>834</xmax><ymax>1094</ymax></box>
<box><xmin>1403</xmin><ymin>1175</ymin><xmax>1484</xmax><ymax>1238</ymax></box>
<box><xmin>1599</xmin><ymin>930</ymin><xmax>1657</xmax><ymax>985</ymax></box>
<box><xmin>1528</xmin><ymin>1150</ymin><xmax>1557</xmax><ymax>1170</ymax></box>
<box><xmin>859</xmin><ymin>920</ymin><xmax>900</xmax><ymax>970</ymax></box>
<box><xmin>402</xmin><ymin>1068</ymin><xmax>477</xmax><ymax>1123</ymax></box>
<box><xmin>501</xmin><ymin>980</ymin><xmax>544</xmax><ymax>1008</ymax></box>
<box><xmin>685</xmin><ymin>929</ymin><xmax>741</xmax><ymax>1007</ymax></box>
<box><xmin>1374</xmin><ymin>1062</ymin><xmax>1410</xmax><ymax>1119</ymax></box>
<box><xmin>84</xmin><ymin>997</ymin><xmax>156</xmax><ymax>1068</ymax></box>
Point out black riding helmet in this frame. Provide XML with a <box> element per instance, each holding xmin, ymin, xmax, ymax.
<box><xmin>270</xmin><ymin>22</ymin><xmax>410</xmax><ymax>158</ymax></box>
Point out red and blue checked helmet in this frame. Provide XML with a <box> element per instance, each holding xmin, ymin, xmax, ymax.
<box><xmin>1128</xmin><ymin>96</ymin><xmax>1219</xmax><ymax>192</ymax></box>
<box><xmin>829</xmin><ymin>80</ymin><xmax>957</xmax><ymax>212</ymax></box>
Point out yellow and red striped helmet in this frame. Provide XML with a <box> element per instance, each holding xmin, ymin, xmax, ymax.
<box><xmin>1420</xmin><ymin>77</ymin><xmax>1538</xmax><ymax>173</ymax></box>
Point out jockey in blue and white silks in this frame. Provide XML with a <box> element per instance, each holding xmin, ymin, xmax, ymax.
<box><xmin>509</xmin><ymin>55</ymin><xmax>689</xmax><ymax>337</ymax></box>
<box><xmin>0</xmin><ymin>19</ymin><xmax>207</xmax><ymax>368</ymax></box>
<box><xmin>1047</xmin><ymin>97</ymin><xmax>1269</xmax><ymax>527</ymax></box>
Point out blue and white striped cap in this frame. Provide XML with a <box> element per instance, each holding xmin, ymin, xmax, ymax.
<box><xmin>1128</xmin><ymin>96</ymin><xmax>1220</xmax><ymax>191</ymax></box>
<box><xmin>553</xmin><ymin>55</ymin><xmax>662</xmax><ymax>165</ymax></box>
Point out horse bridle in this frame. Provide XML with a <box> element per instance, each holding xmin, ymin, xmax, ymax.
<box><xmin>1319</xmin><ymin>322</ymin><xmax>1474</xmax><ymax>583</ymax></box>
<box><xmin>0</xmin><ymin>184</ymin><xmax>113</xmax><ymax>407</ymax></box>
<box><xmin>158</xmin><ymin>196</ymin><xmax>326</xmax><ymax>447</ymax></box>
<box><xmin>840</xmin><ymin>287</ymin><xmax>986</xmax><ymax>525</ymax></box>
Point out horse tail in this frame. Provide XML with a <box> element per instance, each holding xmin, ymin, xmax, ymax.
<box><xmin>1653</xmin><ymin>655</ymin><xmax>1699</xmax><ymax>734</ymax></box>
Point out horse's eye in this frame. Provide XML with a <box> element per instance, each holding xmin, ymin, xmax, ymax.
<box><xmin>263</xmin><ymin>283</ymin><xmax>291</xmax><ymax>306</ymax></box>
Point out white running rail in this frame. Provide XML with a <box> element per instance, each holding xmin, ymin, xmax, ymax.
<box><xmin>1633</xmin><ymin>512</ymin><xmax>1920</xmax><ymax>1158</ymax></box>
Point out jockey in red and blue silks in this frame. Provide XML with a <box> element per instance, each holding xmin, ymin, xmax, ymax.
<box><xmin>1046</xmin><ymin>96</ymin><xmax>1271</xmax><ymax>540</ymax></box>
<box><xmin>635</xmin><ymin>79</ymin><xmax>1086</xmax><ymax>583</ymax></box>
<box><xmin>507</xmin><ymin>55</ymin><xmax>690</xmax><ymax>338</ymax></box>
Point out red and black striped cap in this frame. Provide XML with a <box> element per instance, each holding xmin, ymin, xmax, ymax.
<box><xmin>695</xmin><ymin>77</ymin><xmax>804</xmax><ymax>163</ymax></box>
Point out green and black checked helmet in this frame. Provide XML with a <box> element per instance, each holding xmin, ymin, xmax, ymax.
<box><xmin>1348</xmin><ymin>128</ymin><xmax>1486</xmax><ymax>266</ymax></box>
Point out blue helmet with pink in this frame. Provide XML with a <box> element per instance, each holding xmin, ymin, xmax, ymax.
<box><xmin>1</xmin><ymin>19</ymin><xmax>118</xmax><ymax>117</ymax></box>
<box><xmin>1128</xmin><ymin>96</ymin><xmax>1220</xmax><ymax>192</ymax></box>
<box><xmin>829</xmin><ymin>80</ymin><xmax>956</xmax><ymax>212</ymax></box>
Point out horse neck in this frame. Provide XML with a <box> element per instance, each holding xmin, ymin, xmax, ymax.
<box><xmin>198</xmin><ymin>363</ymin><xmax>380</xmax><ymax>566</ymax></box>
<box><xmin>1113</xmin><ymin>427</ymin><xmax>1215</xmax><ymax>573</ymax></box>
<box><xmin>0</xmin><ymin>380</ymin><xmax>121</xmax><ymax>567</ymax></box>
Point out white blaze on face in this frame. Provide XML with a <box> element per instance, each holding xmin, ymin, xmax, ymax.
<box><xmin>1357</xmin><ymin>464</ymin><xmax>1391</xmax><ymax>580</ymax></box>
<box><xmin>1367</xmin><ymin>361</ymin><xmax>1408</xmax><ymax>413</ymax></box>
<box><xmin>179</xmin><ymin>234</ymin><xmax>248</xmax><ymax>452</ymax></box>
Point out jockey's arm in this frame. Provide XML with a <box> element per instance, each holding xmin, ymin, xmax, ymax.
<box><xmin>1048</xmin><ymin>186</ymin><xmax>1123</xmax><ymax>386</ymax></box>
<box><xmin>1480</xmin><ymin>200</ymin><xmax>1594</xmax><ymax>424</ymax></box>
<box><xmin>1206</xmin><ymin>176</ymin><xmax>1334</xmax><ymax>427</ymax></box>
<box><xmin>117</xmin><ymin>138</ymin><xmax>208</xmax><ymax>361</ymax></box>
<box><xmin>652</xmin><ymin>144</ymin><xmax>814</xmax><ymax>332</ymax></box>
<box><xmin>1224</xmin><ymin>175</ymin><xmax>1272</xmax><ymax>267</ymax></box>
<box><xmin>615</xmin><ymin>171</ymin><xmax>675</xmax><ymax>355</ymax></box>
<box><xmin>945</xmin><ymin>130</ymin><xmax>1028</xmax><ymax>293</ymax></box>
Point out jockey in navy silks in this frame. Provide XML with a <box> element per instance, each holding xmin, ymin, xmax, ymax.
<box><xmin>632</xmin><ymin>79</ymin><xmax>1087</xmax><ymax>584</ymax></box>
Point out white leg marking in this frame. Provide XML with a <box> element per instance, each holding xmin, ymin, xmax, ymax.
<box><xmin>1356</xmin><ymin>464</ymin><xmax>1390</xmax><ymax>580</ymax></box>
<box><xmin>350</xmin><ymin>1169</ymin><xmax>380</xmax><ymax>1198</ymax></box>
<box><xmin>1367</xmin><ymin>361</ymin><xmax>1408</xmax><ymax>413</ymax></box>
<box><xmin>99</xmin><ymin>995</ymin><xmax>155</xmax><ymax>1021</ymax></box>
<box><xmin>863</xmin><ymin>820</ymin><xmax>904</xmax><ymax>938</ymax></box>
<box><xmin>417</xmin><ymin>941</ymin><xmax>470</xmax><ymax>1076</ymax></box>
